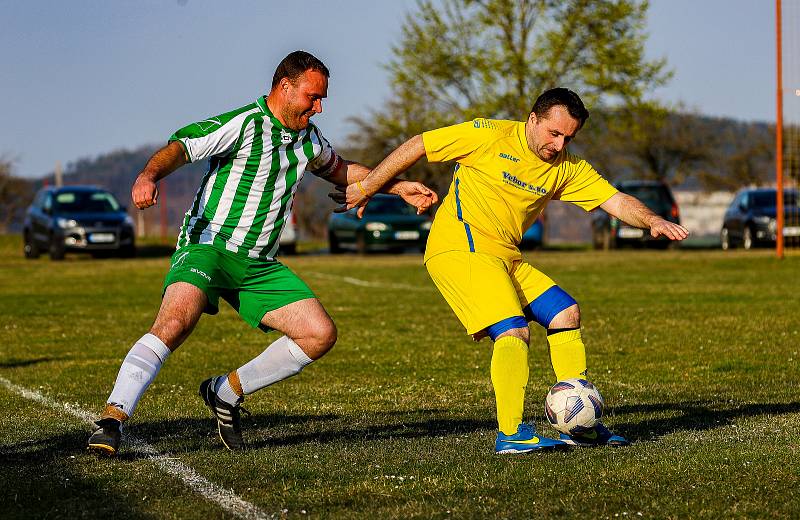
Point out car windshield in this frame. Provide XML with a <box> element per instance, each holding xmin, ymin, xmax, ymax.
<box><xmin>54</xmin><ymin>191</ymin><xmax>121</xmax><ymax>213</ymax></box>
<box><xmin>620</xmin><ymin>185</ymin><xmax>673</xmax><ymax>212</ymax></box>
<box><xmin>364</xmin><ymin>197</ymin><xmax>417</xmax><ymax>216</ymax></box>
<box><xmin>750</xmin><ymin>191</ymin><xmax>798</xmax><ymax>208</ymax></box>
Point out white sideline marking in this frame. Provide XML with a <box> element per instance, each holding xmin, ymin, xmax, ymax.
<box><xmin>0</xmin><ymin>376</ymin><xmax>271</xmax><ymax>520</ymax></box>
<box><xmin>304</xmin><ymin>270</ymin><xmax>434</xmax><ymax>292</ymax></box>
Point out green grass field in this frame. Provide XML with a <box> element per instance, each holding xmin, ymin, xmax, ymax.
<box><xmin>1</xmin><ymin>234</ymin><xmax>799</xmax><ymax>519</ymax></box>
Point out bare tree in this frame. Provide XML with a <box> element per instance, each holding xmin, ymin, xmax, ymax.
<box><xmin>0</xmin><ymin>157</ymin><xmax>35</xmax><ymax>233</ymax></box>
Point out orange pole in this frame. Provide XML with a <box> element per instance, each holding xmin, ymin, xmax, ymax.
<box><xmin>776</xmin><ymin>0</ymin><xmax>785</xmax><ymax>259</ymax></box>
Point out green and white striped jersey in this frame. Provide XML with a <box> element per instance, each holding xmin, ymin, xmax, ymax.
<box><xmin>169</xmin><ymin>96</ymin><xmax>340</xmax><ymax>260</ymax></box>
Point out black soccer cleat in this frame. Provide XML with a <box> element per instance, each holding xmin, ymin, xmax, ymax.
<box><xmin>87</xmin><ymin>418</ymin><xmax>122</xmax><ymax>456</ymax></box>
<box><xmin>199</xmin><ymin>376</ymin><xmax>248</xmax><ymax>451</ymax></box>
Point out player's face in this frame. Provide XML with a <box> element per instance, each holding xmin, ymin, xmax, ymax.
<box><xmin>526</xmin><ymin>105</ymin><xmax>581</xmax><ymax>162</ymax></box>
<box><xmin>280</xmin><ymin>69</ymin><xmax>328</xmax><ymax>131</ymax></box>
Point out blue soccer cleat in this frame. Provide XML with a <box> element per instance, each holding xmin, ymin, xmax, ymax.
<box><xmin>559</xmin><ymin>422</ymin><xmax>630</xmax><ymax>447</ymax></box>
<box><xmin>495</xmin><ymin>423</ymin><xmax>568</xmax><ymax>454</ymax></box>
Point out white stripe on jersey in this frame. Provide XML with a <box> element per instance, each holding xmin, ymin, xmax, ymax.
<box><xmin>199</xmin><ymin>118</ymin><xmax>257</xmax><ymax>251</ymax></box>
<box><xmin>229</xmin><ymin>118</ymin><xmax>277</xmax><ymax>251</ymax></box>
<box><xmin>249</xmin><ymin>139</ymin><xmax>293</xmax><ymax>258</ymax></box>
<box><xmin>263</xmin><ymin>137</ymin><xmax>314</xmax><ymax>259</ymax></box>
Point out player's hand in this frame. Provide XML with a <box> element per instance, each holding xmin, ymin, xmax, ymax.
<box><xmin>132</xmin><ymin>174</ymin><xmax>159</xmax><ymax>209</ymax></box>
<box><xmin>331</xmin><ymin>183</ymin><xmax>371</xmax><ymax>217</ymax></box>
<box><xmin>393</xmin><ymin>181</ymin><xmax>438</xmax><ymax>215</ymax></box>
<box><xmin>650</xmin><ymin>218</ymin><xmax>689</xmax><ymax>241</ymax></box>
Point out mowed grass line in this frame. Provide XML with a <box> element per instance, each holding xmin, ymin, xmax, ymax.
<box><xmin>1</xmin><ymin>234</ymin><xmax>799</xmax><ymax>518</ymax></box>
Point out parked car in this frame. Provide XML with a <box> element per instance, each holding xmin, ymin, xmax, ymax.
<box><xmin>520</xmin><ymin>215</ymin><xmax>544</xmax><ymax>249</ymax></box>
<box><xmin>720</xmin><ymin>188</ymin><xmax>800</xmax><ymax>250</ymax></box>
<box><xmin>328</xmin><ymin>194</ymin><xmax>431</xmax><ymax>254</ymax></box>
<box><xmin>591</xmin><ymin>180</ymin><xmax>680</xmax><ymax>249</ymax></box>
<box><xmin>23</xmin><ymin>186</ymin><xmax>135</xmax><ymax>260</ymax></box>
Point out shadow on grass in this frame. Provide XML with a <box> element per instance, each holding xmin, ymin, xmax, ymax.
<box><xmin>608</xmin><ymin>401</ymin><xmax>800</xmax><ymax>442</ymax></box>
<box><xmin>0</xmin><ymin>429</ymin><xmax>152</xmax><ymax>519</ymax></box>
<box><xmin>0</xmin><ymin>356</ymin><xmax>61</xmax><ymax>369</ymax></box>
<box><xmin>0</xmin><ymin>411</ymin><xmax>494</xmax><ymax>517</ymax></box>
<box><xmin>125</xmin><ymin>409</ymin><xmax>497</xmax><ymax>454</ymax></box>
<box><xmin>11</xmin><ymin>400</ymin><xmax>796</xmax><ymax>481</ymax></box>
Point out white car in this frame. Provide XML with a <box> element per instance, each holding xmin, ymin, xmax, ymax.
<box><xmin>278</xmin><ymin>209</ymin><xmax>297</xmax><ymax>254</ymax></box>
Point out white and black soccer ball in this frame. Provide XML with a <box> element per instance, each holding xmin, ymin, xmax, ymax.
<box><xmin>544</xmin><ymin>378</ymin><xmax>604</xmax><ymax>435</ymax></box>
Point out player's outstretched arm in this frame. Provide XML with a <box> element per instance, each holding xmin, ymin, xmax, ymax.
<box><xmin>341</xmin><ymin>135</ymin><xmax>428</xmax><ymax>217</ymax></box>
<box><xmin>327</xmin><ymin>158</ymin><xmax>437</xmax><ymax>214</ymax></box>
<box><xmin>131</xmin><ymin>141</ymin><xmax>188</xmax><ymax>210</ymax></box>
<box><xmin>599</xmin><ymin>192</ymin><xmax>690</xmax><ymax>241</ymax></box>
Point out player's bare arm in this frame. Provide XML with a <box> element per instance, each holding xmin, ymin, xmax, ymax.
<box><xmin>341</xmin><ymin>134</ymin><xmax>427</xmax><ymax>217</ymax></box>
<box><xmin>131</xmin><ymin>141</ymin><xmax>189</xmax><ymax>209</ymax></box>
<box><xmin>600</xmin><ymin>192</ymin><xmax>689</xmax><ymax>241</ymax></box>
<box><xmin>328</xmin><ymin>149</ymin><xmax>437</xmax><ymax>214</ymax></box>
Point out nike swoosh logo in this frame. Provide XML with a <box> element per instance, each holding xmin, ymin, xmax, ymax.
<box><xmin>503</xmin><ymin>437</ymin><xmax>542</xmax><ymax>444</ymax></box>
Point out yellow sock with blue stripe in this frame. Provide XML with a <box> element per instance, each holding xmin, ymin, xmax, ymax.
<box><xmin>547</xmin><ymin>328</ymin><xmax>587</xmax><ymax>381</ymax></box>
<box><xmin>490</xmin><ymin>336</ymin><xmax>529</xmax><ymax>435</ymax></box>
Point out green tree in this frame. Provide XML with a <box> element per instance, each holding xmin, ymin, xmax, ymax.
<box><xmin>347</xmin><ymin>0</ymin><xmax>671</xmax><ymax>190</ymax></box>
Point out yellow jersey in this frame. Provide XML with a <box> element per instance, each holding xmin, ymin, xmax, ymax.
<box><xmin>422</xmin><ymin>118</ymin><xmax>617</xmax><ymax>263</ymax></box>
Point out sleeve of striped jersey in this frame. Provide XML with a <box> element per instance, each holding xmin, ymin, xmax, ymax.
<box><xmin>552</xmin><ymin>154</ymin><xmax>618</xmax><ymax>210</ymax></box>
<box><xmin>422</xmin><ymin>120</ymin><xmax>490</xmax><ymax>166</ymax></box>
<box><xmin>307</xmin><ymin>127</ymin><xmax>341</xmax><ymax>179</ymax></box>
<box><xmin>168</xmin><ymin>114</ymin><xmax>244</xmax><ymax>163</ymax></box>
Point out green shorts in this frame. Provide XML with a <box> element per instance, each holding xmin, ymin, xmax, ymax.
<box><xmin>162</xmin><ymin>244</ymin><xmax>316</xmax><ymax>331</ymax></box>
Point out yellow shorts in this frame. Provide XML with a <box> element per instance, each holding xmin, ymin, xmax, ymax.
<box><xmin>425</xmin><ymin>250</ymin><xmax>556</xmax><ymax>335</ymax></box>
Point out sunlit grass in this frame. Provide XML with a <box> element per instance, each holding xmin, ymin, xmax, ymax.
<box><xmin>1</xmin><ymin>234</ymin><xmax>799</xmax><ymax>518</ymax></box>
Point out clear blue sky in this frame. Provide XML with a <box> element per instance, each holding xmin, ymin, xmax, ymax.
<box><xmin>0</xmin><ymin>0</ymin><xmax>777</xmax><ymax>179</ymax></box>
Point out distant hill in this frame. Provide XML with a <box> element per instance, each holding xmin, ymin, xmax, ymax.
<box><xmin>41</xmin><ymin>143</ymin><xmax>336</xmax><ymax>240</ymax></box>
<box><xmin>30</xmin><ymin>112</ymin><xmax>777</xmax><ymax>241</ymax></box>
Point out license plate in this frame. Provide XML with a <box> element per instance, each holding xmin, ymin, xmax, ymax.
<box><xmin>394</xmin><ymin>230</ymin><xmax>420</xmax><ymax>240</ymax></box>
<box><xmin>784</xmin><ymin>226</ymin><xmax>800</xmax><ymax>237</ymax></box>
<box><xmin>89</xmin><ymin>232</ymin><xmax>115</xmax><ymax>243</ymax></box>
<box><xmin>617</xmin><ymin>227</ymin><xmax>644</xmax><ymax>239</ymax></box>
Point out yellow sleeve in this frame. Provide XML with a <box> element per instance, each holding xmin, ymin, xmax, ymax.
<box><xmin>422</xmin><ymin>120</ymin><xmax>491</xmax><ymax>166</ymax></box>
<box><xmin>552</xmin><ymin>153</ymin><xmax>618</xmax><ymax>211</ymax></box>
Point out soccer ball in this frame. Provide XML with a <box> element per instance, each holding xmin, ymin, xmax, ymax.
<box><xmin>544</xmin><ymin>378</ymin><xmax>604</xmax><ymax>435</ymax></box>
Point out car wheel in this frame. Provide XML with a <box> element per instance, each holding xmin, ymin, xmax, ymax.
<box><xmin>742</xmin><ymin>226</ymin><xmax>754</xmax><ymax>250</ymax></box>
<box><xmin>49</xmin><ymin>235</ymin><xmax>65</xmax><ymax>261</ymax></box>
<box><xmin>23</xmin><ymin>230</ymin><xmax>40</xmax><ymax>259</ymax></box>
<box><xmin>720</xmin><ymin>227</ymin><xmax>731</xmax><ymax>251</ymax></box>
<box><xmin>328</xmin><ymin>231</ymin><xmax>342</xmax><ymax>254</ymax></box>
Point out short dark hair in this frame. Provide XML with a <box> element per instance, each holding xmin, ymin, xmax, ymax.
<box><xmin>271</xmin><ymin>50</ymin><xmax>330</xmax><ymax>89</ymax></box>
<box><xmin>530</xmin><ymin>88</ymin><xmax>589</xmax><ymax>127</ymax></box>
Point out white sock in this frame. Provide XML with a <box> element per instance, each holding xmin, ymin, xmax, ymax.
<box><xmin>237</xmin><ymin>336</ymin><xmax>313</xmax><ymax>395</ymax></box>
<box><xmin>213</xmin><ymin>376</ymin><xmax>242</xmax><ymax>406</ymax></box>
<box><xmin>107</xmin><ymin>333</ymin><xmax>171</xmax><ymax>417</ymax></box>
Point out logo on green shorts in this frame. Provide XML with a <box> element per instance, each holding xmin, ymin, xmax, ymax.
<box><xmin>190</xmin><ymin>267</ymin><xmax>211</xmax><ymax>282</ymax></box>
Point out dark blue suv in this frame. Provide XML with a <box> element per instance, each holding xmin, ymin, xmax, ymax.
<box><xmin>720</xmin><ymin>188</ymin><xmax>799</xmax><ymax>250</ymax></box>
<box><xmin>23</xmin><ymin>186</ymin><xmax>135</xmax><ymax>260</ymax></box>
